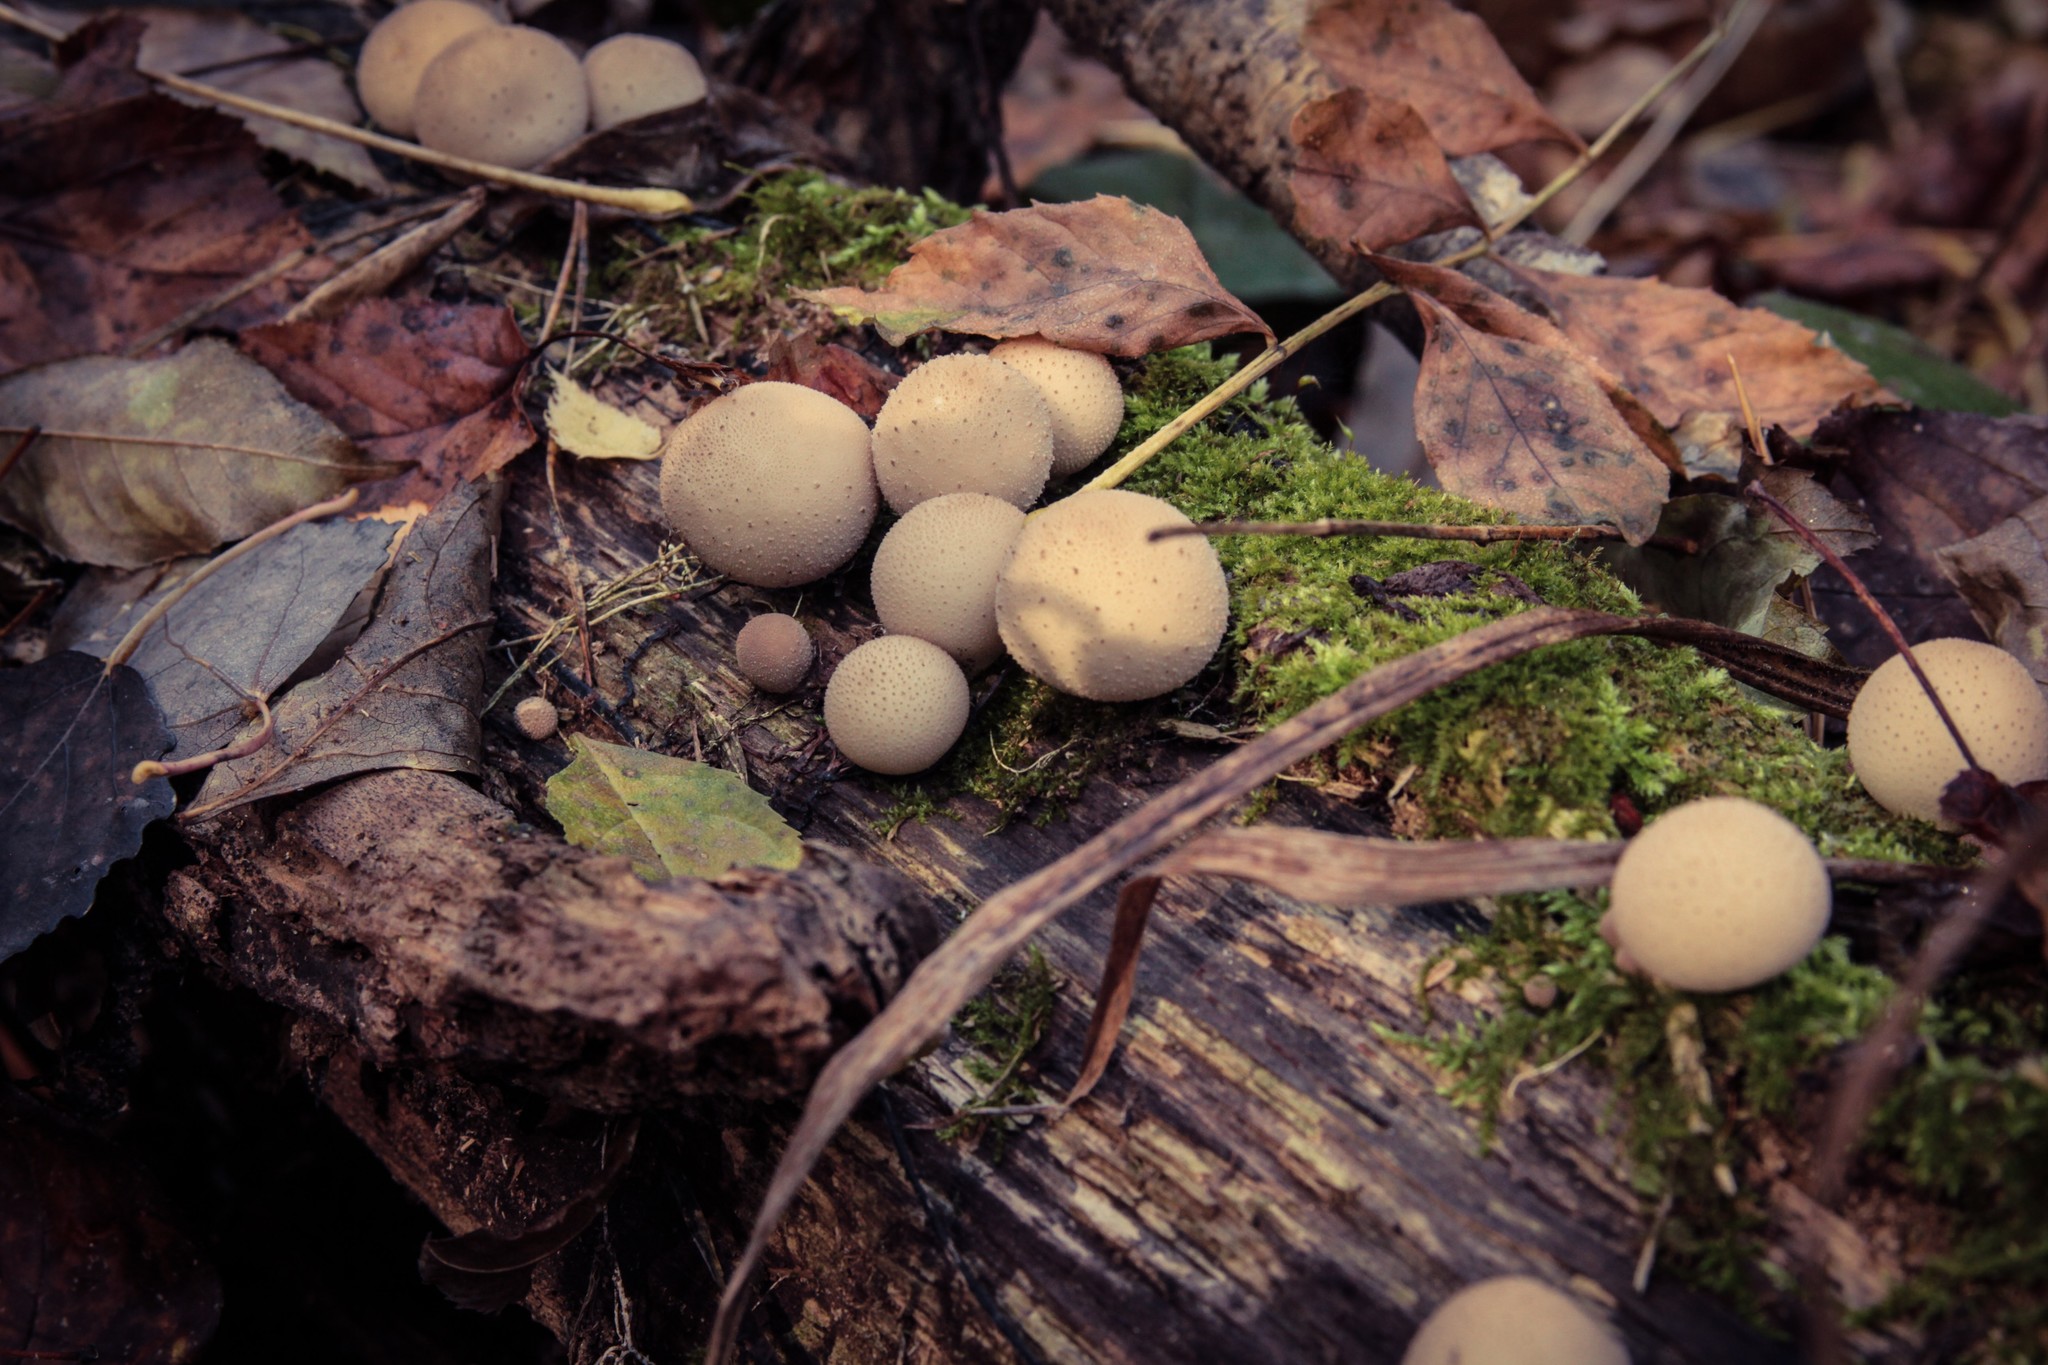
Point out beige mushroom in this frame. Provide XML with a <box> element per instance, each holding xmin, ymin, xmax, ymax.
<box><xmin>735</xmin><ymin>613</ymin><xmax>814</xmax><ymax>693</ymax></box>
<box><xmin>512</xmin><ymin>695</ymin><xmax>559</xmax><ymax>739</ymax></box>
<box><xmin>356</xmin><ymin>0</ymin><xmax>501</xmax><ymax>137</ymax></box>
<box><xmin>1403</xmin><ymin>1276</ymin><xmax>1629</xmax><ymax>1365</ymax></box>
<box><xmin>823</xmin><ymin>636</ymin><xmax>971</xmax><ymax>775</ymax></box>
<box><xmin>1601</xmin><ymin>796</ymin><xmax>1830</xmax><ymax>993</ymax></box>
<box><xmin>583</xmin><ymin>33</ymin><xmax>707</xmax><ymax>130</ymax></box>
<box><xmin>990</xmin><ymin>337</ymin><xmax>1125</xmax><ymax>478</ymax></box>
<box><xmin>870</xmin><ymin>353</ymin><xmax>1054</xmax><ymax>514</ymax></box>
<box><xmin>870</xmin><ymin>493</ymin><xmax>1026</xmax><ymax>672</ymax></box>
<box><xmin>413</xmin><ymin>24</ymin><xmax>589</xmax><ymax>170</ymax></box>
<box><xmin>659</xmin><ymin>382</ymin><xmax>879</xmax><ymax>589</ymax></box>
<box><xmin>1846</xmin><ymin>637</ymin><xmax>2048</xmax><ymax>825</ymax></box>
<box><xmin>995</xmin><ymin>489</ymin><xmax>1229</xmax><ymax>702</ymax></box>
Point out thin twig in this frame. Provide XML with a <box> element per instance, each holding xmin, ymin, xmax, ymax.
<box><xmin>0</xmin><ymin>426</ymin><xmax>38</xmax><ymax>487</ymax></box>
<box><xmin>132</xmin><ymin>691</ymin><xmax>274</xmax><ymax>783</ymax></box>
<box><xmin>1152</xmin><ymin>517</ymin><xmax>1701</xmax><ymax>554</ymax></box>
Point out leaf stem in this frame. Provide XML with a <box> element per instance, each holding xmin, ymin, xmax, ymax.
<box><xmin>132</xmin><ymin>692</ymin><xmax>274</xmax><ymax>784</ymax></box>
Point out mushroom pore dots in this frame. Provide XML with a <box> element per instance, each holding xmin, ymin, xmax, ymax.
<box><xmin>989</xmin><ymin>338</ymin><xmax>1126</xmax><ymax>478</ymax></box>
<box><xmin>412</xmin><ymin>25</ymin><xmax>589</xmax><ymax>170</ymax></box>
<box><xmin>1602</xmin><ymin>796</ymin><xmax>1830</xmax><ymax>993</ymax></box>
<box><xmin>658</xmin><ymin>382</ymin><xmax>878</xmax><ymax>588</ymax></box>
<box><xmin>870</xmin><ymin>493</ymin><xmax>1025</xmax><ymax>672</ymax></box>
<box><xmin>823</xmin><ymin>636</ymin><xmax>971</xmax><ymax>775</ymax></box>
<box><xmin>1846</xmin><ymin>637</ymin><xmax>2048</xmax><ymax>825</ymax></box>
<box><xmin>995</xmin><ymin>489</ymin><xmax>1229</xmax><ymax>702</ymax></box>
<box><xmin>583</xmin><ymin>34</ymin><xmax>707</xmax><ymax>130</ymax></box>
<box><xmin>735</xmin><ymin>614</ymin><xmax>814</xmax><ymax>693</ymax></box>
<box><xmin>870</xmin><ymin>353</ymin><xmax>1054</xmax><ymax>514</ymax></box>
<box><xmin>1403</xmin><ymin>1277</ymin><xmax>1629</xmax><ymax>1365</ymax></box>
<box><xmin>355</xmin><ymin>0</ymin><xmax>500</xmax><ymax>138</ymax></box>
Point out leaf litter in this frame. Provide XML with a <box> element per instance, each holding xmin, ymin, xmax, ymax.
<box><xmin>545</xmin><ymin>736</ymin><xmax>802</xmax><ymax>882</ymax></box>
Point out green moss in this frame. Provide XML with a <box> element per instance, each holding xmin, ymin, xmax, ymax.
<box><xmin>938</xmin><ymin>946</ymin><xmax>1060</xmax><ymax>1158</ymax></box>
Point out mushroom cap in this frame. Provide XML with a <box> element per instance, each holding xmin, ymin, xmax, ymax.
<box><xmin>995</xmin><ymin>489</ymin><xmax>1229</xmax><ymax>702</ymax></box>
<box><xmin>735</xmin><ymin>613</ymin><xmax>814</xmax><ymax>693</ymax></box>
<box><xmin>1403</xmin><ymin>1276</ymin><xmax>1629</xmax><ymax>1365</ymax></box>
<box><xmin>870</xmin><ymin>493</ymin><xmax>1026</xmax><ymax>673</ymax></box>
<box><xmin>512</xmin><ymin>695</ymin><xmax>559</xmax><ymax>739</ymax></box>
<box><xmin>990</xmin><ymin>338</ymin><xmax>1125</xmax><ymax>478</ymax></box>
<box><xmin>823</xmin><ymin>635</ymin><xmax>971</xmax><ymax>775</ymax></box>
<box><xmin>658</xmin><ymin>382</ymin><xmax>879</xmax><ymax>588</ymax></box>
<box><xmin>870</xmin><ymin>353</ymin><xmax>1054</xmax><ymax>514</ymax></box>
<box><xmin>356</xmin><ymin>0</ymin><xmax>501</xmax><ymax>137</ymax></box>
<box><xmin>583</xmin><ymin>33</ymin><xmax>707</xmax><ymax>130</ymax></box>
<box><xmin>1603</xmin><ymin>796</ymin><xmax>1830</xmax><ymax>993</ymax></box>
<box><xmin>413</xmin><ymin>25</ymin><xmax>589</xmax><ymax>170</ymax></box>
<box><xmin>1846</xmin><ymin>637</ymin><xmax>2048</xmax><ymax>825</ymax></box>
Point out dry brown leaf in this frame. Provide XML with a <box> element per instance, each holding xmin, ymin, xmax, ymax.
<box><xmin>761</xmin><ymin>334</ymin><xmax>901</xmax><ymax>419</ymax></box>
<box><xmin>995</xmin><ymin>12</ymin><xmax>1159</xmax><ymax>192</ymax></box>
<box><xmin>797</xmin><ymin>196</ymin><xmax>1272</xmax><ymax>357</ymax></box>
<box><xmin>1304</xmin><ymin>0</ymin><xmax>1581</xmax><ymax>157</ymax></box>
<box><xmin>1937</xmin><ymin>498</ymin><xmax>2048</xmax><ymax>689</ymax></box>
<box><xmin>1288</xmin><ymin>91</ymin><xmax>1477</xmax><ymax>253</ymax></box>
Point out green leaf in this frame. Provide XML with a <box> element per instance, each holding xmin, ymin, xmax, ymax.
<box><xmin>1754</xmin><ymin>292</ymin><xmax>2020</xmax><ymax>416</ymax></box>
<box><xmin>544</xmin><ymin>736</ymin><xmax>801</xmax><ymax>882</ymax></box>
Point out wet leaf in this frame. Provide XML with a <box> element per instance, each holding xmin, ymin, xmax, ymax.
<box><xmin>0</xmin><ymin>652</ymin><xmax>173</xmax><ymax>962</ymax></box>
<box><xmin>797</xmin><ymin>196</ymin><xmax>1272</xmax><ymax>357</ymax></box>
<box><xmin>761</xmin><ymin>335</ymin><xmax>900</xmax><ymax>419</ymax></box>
<box><xmin>545</xmin><ymin>736</ymin><xmax>801</xmax><ymax>883</ymax></box>
<box><xmin>189</xmin><ymin>482</ymin><xmax>500</xmax><ymax>818</ymax></box>
<box><xmin>1755</xmin><ymin>292</ymin><xmax>2021</xmax><ymax>417</ymax></box>
<box><xmin>546</xmin><ymin>372</ymin><xmax>661</xmax><ymax>461</ymax></box>
<box><xmin>51</xmin><ymin>518</ymin><xmax>399</xmax><ymax>761</ymax></box>
<box><xmin>1373</xmin><ymin>255</ymin><xmax>1669</xmax><ymax>543</ymax></box>
<box><xmin>241</xmin><ymin>299</ymin><xmax>537</xmax><ymax>510</ymax></box>
<box><xmin>1937</xmin><ymin>497</ymin><xmax>2048</xmax><ymax>688</ymax></box>
<box><xmin>0</xmin><ymin>339</ymin><xmax>366</xmax><ymax>568</ymax></box>
<box><xmin>1304</xmin><ymin>0</ymin><xmax>1580</xmax><ymax>157</ymax></box>
<box><xmin>1503</xmin><ymin>265</ymin><xmax>1891</xmax><ymax>437</ymax></box>
<box><xmin>1287</xmin><ymin>90</ymin><xmax>1477</xmax><ymax>252</ymax></box>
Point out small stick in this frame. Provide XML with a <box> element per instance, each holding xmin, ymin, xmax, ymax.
<box><xmin>0</xmin><ymin>425</ymin><xmax>39</xmax><ymax>486</ymax></box>
<box><xmin>1150</xmin><ymin>517</ymin><xmax>1701</xmax><ymax>554</ymax></box>
<box><xmin>132</xmin><ymin>692</ymin><xmax>274</xmax><ymax>783</ymax></box>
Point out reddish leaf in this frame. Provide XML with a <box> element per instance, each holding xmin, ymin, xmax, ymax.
<box><xmin>1304</xmin><ymin>0</ymin><xmax>1580</xmax><ymax>157</ymax></box>
<box><xmin>762</xmin><ymin>335</ymin><xmax>900</xmax><ymax>419</ymax></box>
<box><xmin>1373</xmin><ymin>256</ymin><xmax>1670</xmax><ymax>542</ymax></box>
<box><xmin>994</xmin><ymin>13</ymin><xmax>1157</xmax><ymax>193</ymax></box>
<box><xmin>241</xmin><ymin>299</ymin><xmax>536</xmax><ymax>509</ymax></box>
<box><xmin>1504</xmin><ymin>265</ymin><xmax>1891</xmax><ymax>437</ymax></box>
<box><xmin>1288</xmin><ymin>91</ymin><xmax>1476</xmax><ymax>253</ymax></box>
<box><xmin>798</xmin><ymin>196</ymin><xmax>1272</xmax><ymax>357</ymax></box>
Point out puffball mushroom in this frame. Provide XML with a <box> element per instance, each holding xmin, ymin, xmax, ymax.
<box><xmin>1602</xmin><ymin>796</ymin><xmax>1830</xmax><ymax>993</ymax></box>
<box><xmin>512</xmin><ymin>695</ymin><xmax>559</xmax><ymax>739</ymax></box>
<box><xmin>735</xmin><ymin>613</ymin><xmax>814</xmax><ymax>693</ymax></box>
<box><xmin>413</xmin><ymin>25</ymin><xmax>589</xmax><ymax>170</ymax></box>
<box><xmin>658</xmin><ymin>382</ymin><xmax>879</xmax><ymax>588</ymax></box>
<box><xmin>870</xmin><ymin>492</ymin><xmax>1026</xmax><ymax>672</ymax></box>
<box><xmin>989</xmin><ymin>338</ymin><xmax>1125</xmax><ymax>478</ymax></box>
<box><xmin>356</xmin><ymin>0</ymin><xmax>501</xmax><ymax>137</ymax></box>
<box><xmin>823</xmin><ymin>636</ymin><xmax>971</xmax><ymax>775</ymax></box>
<box><xmin>1403</xmin><ymin>1276</ymin><xmax>1629</xmax><ymax>1365</ymax></box>
<box><xmin>1846</xmin><ymin>637</ymin><xmax>2048</xmax><ymax>825</ymax></box>
<box><xmin>583</xmin><ymin>34</ymin><xmax>707</xmax><ymax>129</ymax></box>
<box><xmin>870</xmin><ymin>353</ymin><xmax>1054</xmax><ymax>514</ymax></box>
<box><xmin>995</xmin><ymin>489</ymin><xmax>1229</xmax><ymax>703</ymax></box>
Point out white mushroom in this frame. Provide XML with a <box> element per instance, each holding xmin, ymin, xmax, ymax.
<box><xmin>870</xmin><ymin>492</ymin><xmax>1026</xmax><ymax>672</ymax></box>
<box><xmin>989</xmin><ymin>337</ymin><xmax>1126</xmax><ymax>478</ymax></box>
<box><xmin>355</xmin><ymin>0</ymin><xmax>501</xmax><ymax>137</ymax></box>
<box><xmin>735</xmin><ymin>613</ymin><xmax>814</xmax><ymax>693</ymax></box>
<box><xmin>870</xmin><ymin>353</ymin><xmax>1054</xmax><ymax>514</ymax></box>
<box><xmin>1846</xmin><ymin>637</ymin><xmax>2048</xmax><ymax>825</ymax></box>
<box><xmin>583</xmin><ymin>33</ymin><xmax>707</xmax><ymax>130</ymax></box>
<box><xmin>413</xmin><ymin>24</ymin><xmax>589</xmax><ymax>170</ymax></box>
<box><xmin>1403</xmin><ymin>1276</ymin><xmax>1629</xmax><ymax>1365</ymax></box>
<box><xmin>823</xmin><ymin>636</ymin><xmax>971</xmax><ymax>775</ymax></box>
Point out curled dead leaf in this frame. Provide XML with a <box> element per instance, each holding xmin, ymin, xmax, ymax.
<box><xmin>1288</xmin><ymin>90</ymin><xmax>1477</xmax><ymax>253</ymax></box>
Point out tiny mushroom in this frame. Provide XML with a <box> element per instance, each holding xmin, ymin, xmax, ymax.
<box><xmin>995</xmin><ymin>489</ymin><xmax>1229</xmax><ymax>702</ymax></box>
<box><xmin>1601</xmin><ymin>796</ymin><xmax>1830</xmax><ymax>993</ymax></box>
<box><xmin>583</xmin><ymin>33</ymin><xmax>707</xmax><ymax>129</ymax></box>
<box><xmin>659</xmin><ymin>382</ymin><xmax>879</xmax><ymax>588</ymax></box>
<box><xmin>355</xmin><ymin>0</ymin><xmax>501</xmax><ymax>137</ymax></box>
<box><xmin>870</xmin><ymin>353</ymin><xmax>1054</xmax><ymax>514</ymax></box>
<box><xmin>735</xmin><ymin>613</ymin><xmax>814</xmax><ymax>693</ymax></box>
<box><xmin>823</xmin><ymin>636</ymin><xmax>971</xmax><ymax>775</ymax></box>
<box><xmin>990</xmin><ymin>337</ymin><xmax>1126</xmax><ymax>478</ymax></box>
<box><xmin>1846</xmin><ymin>637</ymin><xmax>2048</xmax><ymax>825</ymax></box>
<box><xmin>1403</xmin><ymin>1276</ymin><xmax>1629</xmax><ymax>1365</ymax></box>
<box><xmin>512</xmin><ymin>695</ymin><xmax>559</xmax><ymax>739</ymax></box>
<box><xmin>413</xmin><ymin>24</ymin><xmax>590</xmax><ymax>169</ymax></box>
<box><xmin>870</xmin><ymin>492</ymin><xmax>1027</xmax><ymax>672</ymax></box>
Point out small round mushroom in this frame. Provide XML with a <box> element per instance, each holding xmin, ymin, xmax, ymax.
<box><xmin>870</xmin><ymin>353</ymin><xmax>1054</xmax><ymax>514</ymax></box>
<box><xmin>989</xmin><ymin>337</ymin><xmax>1125</xmax><ymax>478</ymax></box>
<box><xmin>735</xmin><ymin>613</ymin><xmax>814</xmax><ymax>693</ymax></box>
<box><xmin>1846</xmin><ymin>637</ymin><xmax>2048</xmax><ymax>825</ymax></box>
<box><xmin>995</xmin><ymin>489</ymin><xmax>1229</xmax><ymax>702</ymax></box>
<box><xmin>1403</xmin><ymin>1276</ymin><xmax>1629</xmax><ymax>1365</ymax></box>
<box><xmin>1601</xmin><ymin>796</ymin><xmax>1829</xmax><ymax>993</ymax></box>
<box><xmin>870</xmin><ymin>492</ymin><xmax>1026</xmax><ymax>673</ymax></box>
<box><xmin>512</xmin><ymin>695</ymin><xmax>559</xmax><ymax>739</ymax></box>
<box><xmin>823</xmin><ymin>636</ymin><xmax>971</xmax><ymax>775</ymax></box>
<box><xmin>582</xmin><ymin>33</ymin><xmax>706</xmax><ymax>130</ymax></box>
<box><xmin>413</xmin><ymin>25</ymin><xmax>589</xmax><ymax>170</ymax></box>
<box><xmin>659</xmin><ymin>382</ymin><xmax>879</xmax><ymax>588</ymax></box>
<box><xmin>355</xmin><ymin>0</ymin><xmax>501</xmax><ymax>137</ymax></box>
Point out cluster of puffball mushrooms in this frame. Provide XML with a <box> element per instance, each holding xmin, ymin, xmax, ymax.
<box><xmin>357</xmin><ymin>0</ymin><xmax>707</xmax><ymax>169</ymax></box>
